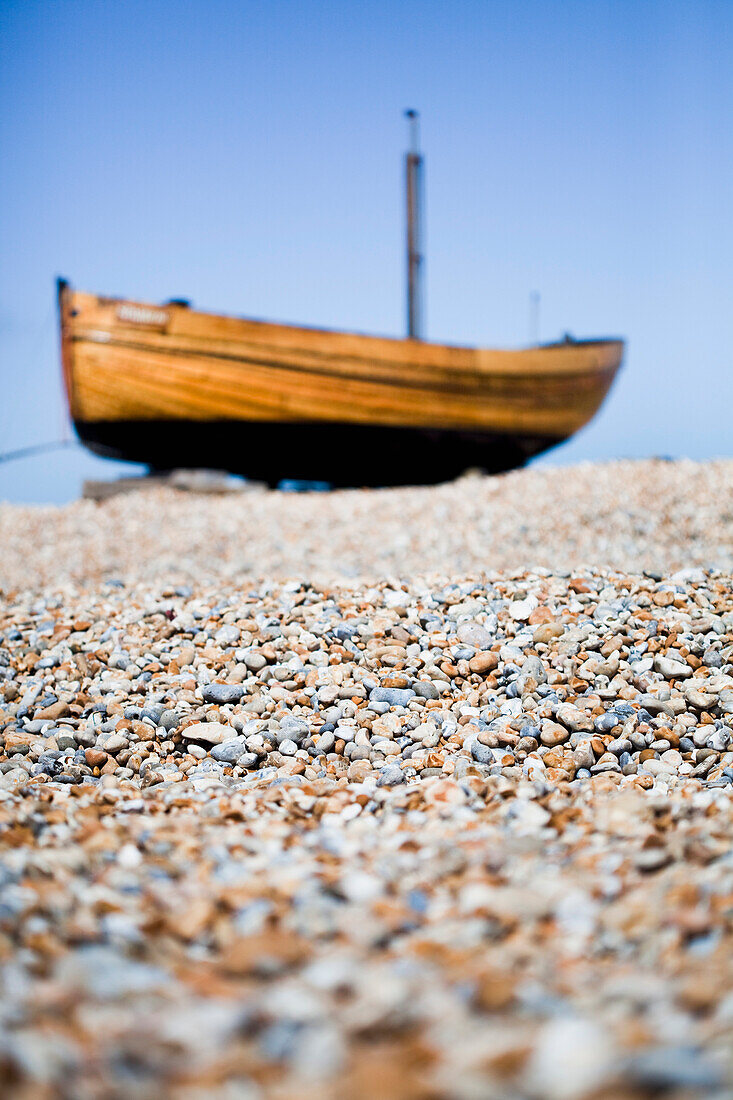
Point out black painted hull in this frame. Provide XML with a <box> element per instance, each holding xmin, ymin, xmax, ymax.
<box><xmin>74</xmin><ymin>420</ymin><xmax>562</xmax><ymax>488</ymax></box>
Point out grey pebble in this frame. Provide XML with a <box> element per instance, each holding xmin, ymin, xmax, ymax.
<box><xmin>210</xmin><ymin>737</ymin><xmax>249</xmax><ymax>763</ymax></box>
<box><xmin>471</xmin><ymin>741</ymin><xmax>494</xmax><ymax>765</ymax></box>
<box><xmin>214</xmin><ymin>624</ymin><xmax>240</xmax><ymax>646</ymax></box>
<box><xmin>315</xmin><ymin>731</ymin><xmax>336</xmax><ymax>754</ymax></box>
<box><xmin>370</xmin><ymin>687</ymin><xmax>415</xmax><ymax>707</ymax></box>
<box><xmin>377</xmin><ymin>764</ymin><xmax>406</xmax><ymax>786</ymax></box>
<box><xmin>202</xmin><ymin>683</ymin><xmax>246</xmax><ymax>705</ymax></box>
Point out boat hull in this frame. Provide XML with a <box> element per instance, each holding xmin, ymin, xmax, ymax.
<box><xmin>73</xmin><ymin>418</ymin><xmax>563</xmax><ymax>487</ymax></box>
<box><xmin>58</xmin><ymin>281</ymin><xmax>624</xmax><ymax>486</ymax></box>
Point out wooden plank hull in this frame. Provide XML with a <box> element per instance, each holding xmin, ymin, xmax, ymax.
<box><xmin>58</xmin><ymin>282</ymin><xmax>624</xmax><ymax>486</ymax></box>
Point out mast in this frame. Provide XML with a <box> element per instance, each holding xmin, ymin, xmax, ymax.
<box><xmin>405</xmin><ymin>109</ymin><xmax>424</xmax><ymax>339</ymax></box>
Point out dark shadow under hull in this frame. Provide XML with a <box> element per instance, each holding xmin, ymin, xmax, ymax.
<box><xmin>74</xmin><ymin>420</ymin><xmax>564</xmax><ymax>488</ymax></box>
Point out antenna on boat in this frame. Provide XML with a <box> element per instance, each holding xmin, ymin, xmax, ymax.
<box><xmin>405</xmin><ymin>109</ymin><xmax>424</xmax><ymax>339</ymax></box>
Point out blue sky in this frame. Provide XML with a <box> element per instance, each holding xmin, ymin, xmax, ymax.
<box><xmin>1</xmin><ymin>0</ymin><xmax>731</xmax><ymax>502</ymax></box>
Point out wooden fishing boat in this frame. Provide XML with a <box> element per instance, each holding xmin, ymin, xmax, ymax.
<box><xmin>57</xmin><ymin>281</ymin><xmax>623</xmax><ymax>486</ymax></box>
<box><xmin>57</xmin><ymin>114</ymin><xmax>624</xmax><ymax>486</ymax></box>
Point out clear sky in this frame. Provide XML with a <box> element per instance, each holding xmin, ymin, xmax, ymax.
<box><xmin>1</xmin><ymin>0</ymin><xmax>731</xmax><ymax>503</ymax></box>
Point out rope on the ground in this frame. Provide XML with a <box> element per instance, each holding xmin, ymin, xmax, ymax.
<box><xmin>0</xmin><ymin>439</ymin><xmax>74</xmax><ymax>466</ymax></box>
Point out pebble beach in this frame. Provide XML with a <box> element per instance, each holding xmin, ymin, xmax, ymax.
<box><xmin>1</xmin><ymin>457</ymin><xmax>733</xmax><ymax>1099</ymax></box>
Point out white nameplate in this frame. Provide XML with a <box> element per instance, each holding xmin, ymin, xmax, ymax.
<box><xmin>116</xmin><ymin>304</ymin><xmax>169</xmax><ymax>328</ymax></box>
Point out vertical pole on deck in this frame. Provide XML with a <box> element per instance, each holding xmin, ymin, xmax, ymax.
<box><xmin>405</xmin><ymin>110</ymin><xmax>423</xmax><ymax>339</ymax></box>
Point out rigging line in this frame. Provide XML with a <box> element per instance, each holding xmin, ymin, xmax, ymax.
<box><xmin>0</xmin><ymin>439</ymin><xmax>75</xmax><ymax>466</ymax></box>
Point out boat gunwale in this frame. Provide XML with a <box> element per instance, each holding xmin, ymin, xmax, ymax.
<box><xmin>65</xmin><ymin>282</ymin><xmax>625</xmax><ymax>360</ymax></box>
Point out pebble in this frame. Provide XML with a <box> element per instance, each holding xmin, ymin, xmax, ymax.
<box><xmin>179</xmin><ymin>721</ymin><xmax>233</xmax><ymax>744</ymax></box>
<box><xmin>210</xmin><ymin>736</ymin><xmax>248</xmax><ymax>763</ymax></box>
<box><xmin>369</xmin><ymin>687</ymin><xmax>415</xmax><ymax>707</ymax></box>
<box><xmin>315</xmin><ymin>730</ymin><xmax>336</xmax><ymax>754</ymax></box>
<box><xmin>377</xmin><ymin>764</ymin><xmax>405</xmax><ymax>786</ymax></box>
<box><xmin>541</xmin><ymin>720</ymin><xmax>570</xmax><ymax>747</ymax></box>
<box><xmin>0</xmin><ymin>458</ymin><xmax>731</xmax><ymax>1097</ymax></box>
<box><xmin>83</xmin><ymin>747</ymin><xmax>107</xmax><ymax>768</ymax></box>
<box><xmin>470</xmin><ymin>740</ymin><xmax>494</xmax><ymax>765</ymax></box>
<box><xmin>202</xmin><ymin>682</ymin><xmax>246</xmax><ymax>704</ymax></box>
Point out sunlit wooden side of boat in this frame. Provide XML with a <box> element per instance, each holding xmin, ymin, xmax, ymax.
<box><xmin>58</xmin><ymin>282</ymin><xmax>624</xmax><ymax>485</ymax></box>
